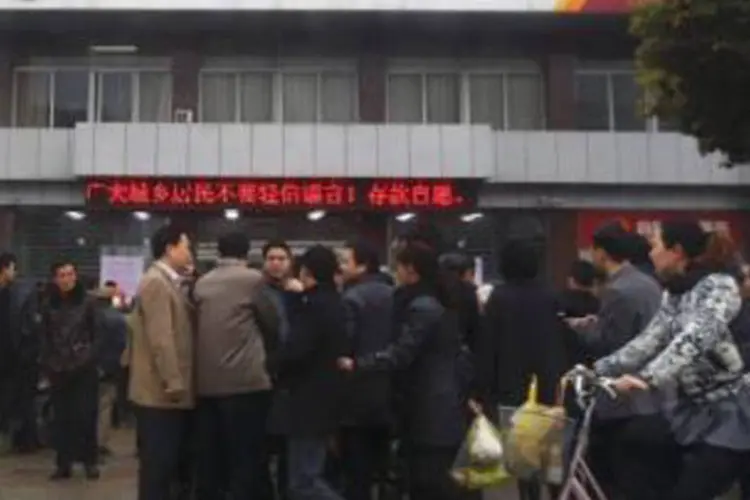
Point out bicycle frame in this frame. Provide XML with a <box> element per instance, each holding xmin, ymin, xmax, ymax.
<box><xmin>557</xmin><ymin>399</ymin><xmax>608</xmax><ymax>500</ymax></box>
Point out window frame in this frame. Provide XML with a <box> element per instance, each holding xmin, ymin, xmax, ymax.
<box><xmin>198</xmin><ymin>59</ymin><xmax>359</xmax><ymax>124</ymax></box>
<box><xmin>385</xmin><ymin>61</ymin><xmax>546</xmax><ymax>129</ymax></box>
<box><xmin>11</xmin><ymin>65</ymin><xmax>172</xmax><ymax>127</ymax></box>
<box><xmin>574</xmin><ymin>66</ymin><xmax>669</xmax><ymax>132</ymax></box>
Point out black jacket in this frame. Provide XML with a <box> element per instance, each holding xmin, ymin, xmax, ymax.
<box><xmin>357</xmin><ymin>284</ymin><xmax>465</xmax><ymax>447</ymax></box>
<box><xmin>0</xmin><ymin>281</ymin><xmax>39</xmax><ymax>372</ymax></box>
<box><xmin>477</xmin><ymin>282</ymin><xmax>568</xmax><ymax>409</ymax></box>
<box><xmin>558</xmin><ymin>289</ymin><xmax>600</xmax><ymax>367</ymax></box>
<box><xmin>342</xmin><ymin>274</ymin><xmax>394</xmax><ymax>426</ymax></box>
<box><xmin>268</xmin><ymin>283</ymin><xmax>348</xmax><ymax>437</ymax></box>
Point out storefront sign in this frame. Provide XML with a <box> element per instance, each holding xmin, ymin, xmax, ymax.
<box><xmin>577</xmin><ymin>210</ymin><xmax>747</xmax><ymax>248</ymax></box>
<box><xmin>84</xmin><ymin>178</ymin><xmax>477</xmax><ymax>211</ymax></box>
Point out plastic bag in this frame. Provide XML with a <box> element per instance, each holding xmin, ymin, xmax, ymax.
<box><xmin>502</xmin><ymin>376</ymin><xmax>568</xmax><ymax>482</ymax></box>
<box><xmin>451</xmin><ymin>413</ymin><xmax>511</xmax><ymax>490</ymax></box>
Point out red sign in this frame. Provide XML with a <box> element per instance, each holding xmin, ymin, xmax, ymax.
<box><xmin>84</xmin><ymin>178</ymin><xmax>477</xmax><ymax>211</ymax></box>
<box><xmin>577</xmin><ymin>210</ymin><xmax>748</xmax><ymax>248</ymax></box>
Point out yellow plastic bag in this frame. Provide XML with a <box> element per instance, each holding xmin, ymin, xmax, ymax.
<box><xmin>503</xmin><ymin>376</ymin><xmax>568</xmax><ymax>481</ymax></box>
<box><xmin>451</xmin><ymin>414</ymin><xmax>512</xmax><ymax>490</ymax></box>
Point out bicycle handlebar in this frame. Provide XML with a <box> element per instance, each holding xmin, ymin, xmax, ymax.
<box><xmin>563</xmin><ymin>365</ymin><xmax>618</xmax><ymax>408</ymax></box>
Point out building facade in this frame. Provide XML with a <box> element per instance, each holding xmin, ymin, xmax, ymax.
<box><xmin>0</xmin><ymin>0</ymin><xmax>748</xmax><ymax>283</ymax></box>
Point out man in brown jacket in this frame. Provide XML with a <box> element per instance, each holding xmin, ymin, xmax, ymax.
<box><xmin>129</xmin><ymin>224</ymin><xmax>194</xmax><ymax>500</ymax></box>
<box><xmin>192</xmin><ymin>231</ymin><xmax>280</xmax><ymax>500</ymax></box>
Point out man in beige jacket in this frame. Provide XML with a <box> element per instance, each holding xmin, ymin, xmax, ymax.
<box><xmin>128</xmin><ymin>223</ymin><xmax>194</xmax><ymax>500</ymax></box>
<box><xmin>192</xmin><ymin>231</ymin><xmax>280</xmax><ymax>500</ymax></box>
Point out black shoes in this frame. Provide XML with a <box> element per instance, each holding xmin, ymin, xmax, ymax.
<box><xmin>49</xmin><ymin>468</ymin><xmax>72</xmax><ymax>481</ymax></box>
<box><xmin>49</xmin><ymin>465</ymin><xmax>101</xmax><ymax>481</ymax></box>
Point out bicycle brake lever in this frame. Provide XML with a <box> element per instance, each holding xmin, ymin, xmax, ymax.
<box><xmin>599</xmin><ymin>379</ymin><xmax>618</xmax><ymax>399</ymax></box>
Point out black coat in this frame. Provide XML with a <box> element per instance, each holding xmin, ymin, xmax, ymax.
<box><xmin>558</xmin><ymin>289</ymin><xmax>600</xmax><ymax>367</ymax></box>
<box><xmin>267</xmin><ymin>283</ymin><xmax>348</xmax><ymax>437</ymax></box>
<box><xmin>341</xmin><ymin>274</ymin><xmax>394</xmax><ymax>427</ymax></box>
<box><xmin>477</xmin><ymin>282</ymin><xmax>568</xmax><ymax>409</ymax></box>
<box><xmin>357</xmin><ymin>284</ymin><xmax>465</xmax><ymax>448</ymax></box>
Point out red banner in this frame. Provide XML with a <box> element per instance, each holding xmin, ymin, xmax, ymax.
<box><xmin>577</xmin><ymin>210</ymin><xmax>748</xmax><ymax>248</ymax></box>
<box><xmin>84</xmin><ymin>178</ymin><xmax>479</xmax><ymax>211</ymax></box>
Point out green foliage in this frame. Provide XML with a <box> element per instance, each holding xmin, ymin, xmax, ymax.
<box><xmin>631</xmin><ymin>0</ymin><xmax>750</xmax><ymax>166</ymax></box>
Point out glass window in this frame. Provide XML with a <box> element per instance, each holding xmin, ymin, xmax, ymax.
<box><xmin>97</xmin><ymin>72</ymin><xmax>132</xmax><ymax>122</ymax></box>
<box><xmin>53</xmin><ymin>70</ymin><xmax>89</xmax><ymax>128</ymax></box>
<box><xmin>387</xmin><ymin>74</ymin><xmax>422</xmax><ymax>123</ymax></box>
<box><xmin>15</xmin><ymin>71</ymin><xmax>50</xmax><ymax>127</ymax></box>
<box><xmin>139</xmin><ymin>72</ymin><xmax>171</xmax><ymax>122</ymax></box>
<box><xmin>469</xmin><ymin>74</ymin><xmax>504</xmax><ymax>129</ymax></box>
<box><xmin>239</xmin><ymin>73</ymin><xmax>273</xmax><ymax>123</ymax></box>
<box><xmin>321</xmin><ymin>73</ymin><xmax>356</xmax><ymax>123</ymax></box>
<box><xmin>200</xmin><ymin>73</ymin><xmax>236</xmax><ymax>122</ymax></box>
<box><xmin>575</xmin><ymin>73</ymin><xmax>610</xmax><ymax>130</ymax></box>
<box><xmin>507</xmin><ymin>74</ymin><xmax>543</xmax><ymax>130</ymax></box>
<box><xmin>425</xmin><ymin>74</ymin><xmax>459</xmax><ymax>124</ymax></box>
<box><xmin>282</xmin><ymin>73</ymin><xmax>317</xmax><ymax>123</ymax></box>
<box><xmin>611</xmin><ymin>73</ymin><xmax>645</xmax><ymax>131</ymax></box>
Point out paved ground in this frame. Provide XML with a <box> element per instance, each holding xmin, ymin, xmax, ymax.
<box><xmin>0</xmin><ymin>429</ymin><xmax>523</xmax><ymax>500</ymax></box>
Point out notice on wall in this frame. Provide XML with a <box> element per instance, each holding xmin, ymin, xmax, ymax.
<box><xmin>99</xmin><ymin>254</ymin><xmax>145</xmax><ymax>299</ymax></box>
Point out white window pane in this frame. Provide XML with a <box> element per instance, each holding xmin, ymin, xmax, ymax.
<box><xmin>239</xmin><ymin>73</ymin><xmax>273</xmax><ymax>123</ymax></box>
<box><xmin>387</xmin><ymin>74</ymin><xmax>422</xmax><ymax>123</ymax></box>
<box><xmin>507</xmin><ymin>74</ymin><xmax>543</xmax><ymax>130</ymax></box>
<box><xmin>15</xmin><ymin>71</ymin><xmax>50</xmax><ymax>127</ymax></box>
<box><xmin>469</xmin><ymin>75</ymin><xmax>504</xmax><ymax>129</ymax></box>
<box><xmin>321</xmin><ymin>73</ymin><xmax>356</xmax><ymax>123</ymax></box>
<box><xmin>201</xmin><ymin>73</ymin><xmax>236</xmax><ymax>122</ymax></box>
<box><xmin>283</xmin><ymin>73</ymin><xmax>317</xmax><ymax>123</ymax></box>
<box><xmin>612</xmin><ymin>73</ymin><xmax>645</xmax><ymax>131</ymax></box>
<box><xmin>426</xmin><ymin>74</ymin><xmax>459</xmax><ymax>124</ymax></box>
<box><xmin>139</xmin><ymin>72</ymin><xmax>171</xmax><ymax>122</ymax></box>
<box><xmin>53</xmin><ymin>71</ymin><xmax>89</xmax><ymax>128</ymax></box>
<box><xmin>98</xmin><ymin>72</ymin><xmax>132</xmax><ymax>122</ymax></box>
<box><xmin>575</xmin><ymin>74</ymin><xmax>609</xmax><ymax>130</ymax></box>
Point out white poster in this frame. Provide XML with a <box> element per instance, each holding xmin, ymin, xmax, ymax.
<box><xmin>99</xmin><ymin>254</ymin><xmax>145</xmax><ymax>299</ymax></box>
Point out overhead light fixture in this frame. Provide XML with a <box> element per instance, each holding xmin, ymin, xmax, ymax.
<box><xmin>307</xmin><ymin>210</ymin><xmax>326</xmax><ymax>222</ymax></box>
<box><xmin>396</xmin><ymin>212</ymin><xmax>416</xmax><ymax>222</ymax></box>
<box><xmin>224</xmin><ymin>209</ymin><xmax>240</xmax><ymax>221</ymax></box>
<box><xmin>65</xmin><ymin>210</ymin><xmax>85</xmax><ymax>221</ymax></box>
<box><xmin>89</xmin><ymin>44</ymin><xmax>139</xmax><ymax>54</ymax></box>
<box><xmin>460</xmin><ymin>212</ymin><xmax>484</xmax><ymax>223</ymax></box>
<box><xmin>133</xmin><ymin>211</ymin><xmax>150</xmax><ymax>221</ymax></box>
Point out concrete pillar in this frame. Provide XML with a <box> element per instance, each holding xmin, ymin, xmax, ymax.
<box><xmin>358</xmin><ymin>54</ymin><xmax>386</xmax><ymax>123</ymax></box>
<box><xmin>544</xmin><ymin>53</ymin><xmax>577</xmax><ymax>130</ymax></box>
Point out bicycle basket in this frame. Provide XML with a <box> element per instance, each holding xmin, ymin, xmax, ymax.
<box><xmin>497</xmin><ymin>405</ymin><xmax>574</xmax><ymax>485</ymax></box>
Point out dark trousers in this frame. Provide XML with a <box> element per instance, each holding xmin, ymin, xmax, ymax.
<box><xmin>135</xmin><ymin>405</ymin><xmax>192</xmax><ymax>500</ymax></box>
<box><xmin>288</xmin><ymin>436</ymin><xmax>345</xmax><ymax>500</ymax></box>
<box><xmin>13</xmin><ymin>364</ymin><xmax>39</xmax><ymax>451</ymax></box>
<box><xmin>261</xmin><ymin>434</ymin><xmax>288</xmax><ymax>500</ymax></box>
<box><xmin>50</xmin><ymin>367</ymin><xmax>99</xmax><ymax>469</ymax></box>
<box><xmin>666</xmin><ymin>444</ymin><xmax>748</xmax><ymax>500</ymax></box>
<box><xmin>194</xmin><ymin>391</ymin><xmax>271</xmax><ymax>500</ymax></box>
<box><xmin>406</xmin><ymin>444</ymin><xmax>470</xmax><ymax>500</ymax></box>
<box><xmin>340</xmin><ymin>426</ymin><xmax>390</xmax><ymax>500</ymax></box>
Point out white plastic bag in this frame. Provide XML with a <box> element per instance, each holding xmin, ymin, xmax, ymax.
<box><xmin>468</xmin><ymin>415</ymin><xmax>503</xmax><ymax>464</ymax></box>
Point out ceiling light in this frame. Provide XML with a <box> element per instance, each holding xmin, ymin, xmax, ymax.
<box><xmin>307</xmin><ymin>210</ymin><xmax>326</xmax><ymax>222</ymax></box>
<box><xmin>396</xmin><ymin>212</ymin><xmax>416</xmax><ymax>222</ymax></box>
<box><xmin>65</xmin><ymin>210</ymin><xmax>85</xmax><ymax>221</ymax></box>
<box><xmin>460</xmin><ymin>212</ymin><xmax>484</xmax><ymax>223</ymax></box>
<box><xmin>224</xmin><ymin>209</ymin><xmax>240</xmax><ymax>221</ymax></box>
<box><xmin>89</xmin><ymin>45</ymin><xmax>138</xmax><ymax>54</ymax></box>
<box><xmin>133</xmin><ymin>211</ymin><xmax>150</xmax><ymax>221</ymax></box>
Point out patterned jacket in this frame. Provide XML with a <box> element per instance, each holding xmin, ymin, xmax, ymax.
<box><xmin>595</xmin><ymin>273</ymin><xmax>744</xmax><ymax>404</ymax></box>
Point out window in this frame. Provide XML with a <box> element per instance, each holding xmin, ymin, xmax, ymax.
<box><xmin>574</xmin><ymin>69</ymin><xmax>672</xmax><ymax>132</ymax></box>
<box><xmin>199</xmin><ymin>70</ymin><xmax>358</xmax><ymax>123</ymax></box>
<box><xmin>13</xmin><ymin>68</ymin><xmax>172</xmax><ymax>127</ymax></box>
<box><xmin>387</xmin><ymin>67</ymin><xmax>543</xmax><ymax>129</ymax></box>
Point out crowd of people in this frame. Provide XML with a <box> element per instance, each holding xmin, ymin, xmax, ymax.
<box><xmin>0</xmin><ymin>218</ymin><xmax>749</xmax><ymax>500</ymax></box>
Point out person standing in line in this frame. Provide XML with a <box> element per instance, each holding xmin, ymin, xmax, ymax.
<box><xmin>192</xmin><ymin>232</ymin><xmax>280</xmax><ymax>500</ymax></box>
<box><xmin>0</xmin><ymin>252</ymin><xmax>41</xmax><ymax>454</ymax></box>
<box><xmin>558</xmin><ymin>259</ymin><xmax>601</xmax><ymax>368</ymax></box>
<box><xmin>129</xmin><ymin>224</ymin><xmax>195</xmax><ymax>500</ymax></box>
<box><xmin>267</xmin><ymin>245</ymin><xmax>348</xmax><ymax>500</ymax></box>
<box><xmin>93</xmin><ymin>281</ymin><xmax>127</xmax><ymax>461</ymax></box>
<box><xmin>41</xmin><ymin>260</ymin><xmax>100</xmax><ymax>480</ymax></box>
<box><xmin>339</xmin><ymin>240</ymin><xmax>394</xmax><ymax>500</ymax></box>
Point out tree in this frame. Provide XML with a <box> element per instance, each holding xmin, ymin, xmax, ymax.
<box><xmin>631</xmin><ymin>0</ymin><xmax>750</xmax><ymax>166</ymax></box>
